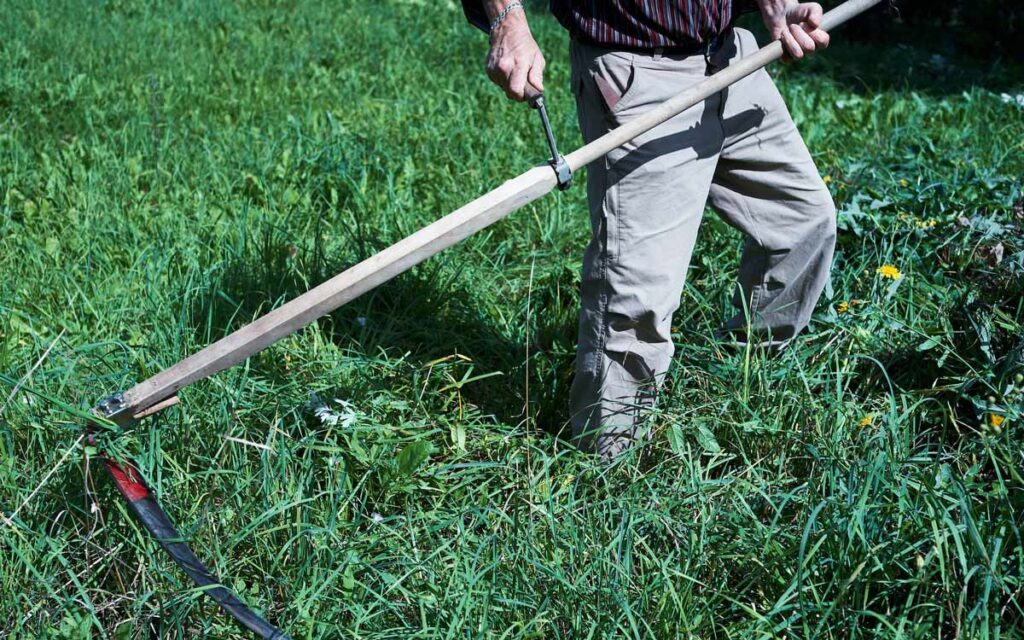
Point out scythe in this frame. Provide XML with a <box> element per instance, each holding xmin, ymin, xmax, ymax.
<box><xmin>88</xmin><ymin>1</ymin><xmax>882</xmax><ymax>636</ymax></box>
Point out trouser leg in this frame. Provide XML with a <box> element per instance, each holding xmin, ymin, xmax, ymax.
<box><xmin>568</xmin><ymin>41</ymin><xmax>722</xmax><ymax>458</ymax></box>
<box><xmin>708</xmin><ymin>29</ymin><xmax>837</xmax><ymax>349</ymax></box>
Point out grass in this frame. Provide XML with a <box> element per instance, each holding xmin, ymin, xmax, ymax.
<box><xmin>1</xmin><ymin>0</ymin><xmax>1023</xmax><ymax>637</ymax></box>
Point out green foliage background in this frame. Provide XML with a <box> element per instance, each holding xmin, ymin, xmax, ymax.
<box><xmin>1</xmin><ymin>0</ymin><xmax>1022</xmax><ymax>638</ymax></box>
<box><xmin>877</xmin><ymin>0</ymin><xmax>1024</xmax><ymax>60</ymax></box>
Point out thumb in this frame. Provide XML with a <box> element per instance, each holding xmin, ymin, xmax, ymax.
<box><xmin>527</xmin><ymin>53</ymin><xmax>546</xmax><ymax>93</ymax></box>
<box><xmin>791</xmin><ymin>2</ymin><xmax>824</xmax><ymax>29</ymax></box>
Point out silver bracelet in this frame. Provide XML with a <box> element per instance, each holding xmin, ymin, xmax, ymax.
<box><xmin>489</xmin><ymin>1</ymin><xmax>524</xmax><ymax>33</ymax></box>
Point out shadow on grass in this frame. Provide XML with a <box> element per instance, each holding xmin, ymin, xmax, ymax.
<box><xmin>186</xmin><ymin>235</ymin><xmax>579</xmax><ymax>439</ymax></box>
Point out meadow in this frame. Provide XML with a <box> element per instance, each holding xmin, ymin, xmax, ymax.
<box><xmin>1</xmin><ymin>0</ymin><xmax>1022</xmax><ymax>637</ymax></box>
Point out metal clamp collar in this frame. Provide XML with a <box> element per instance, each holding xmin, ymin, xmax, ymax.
<box><xmin>550</xmin><ymin>154</ymin><xmax>572</xmax><ymax>191</ymax></box>
<box><xmin>529</xmin><ymin>94</ymin><xmax>573</xmax><ymax>191</ymax></box>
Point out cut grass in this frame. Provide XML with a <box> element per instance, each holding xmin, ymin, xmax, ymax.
<box><xmin>1</xmin><ymin>0</ymin><xmax>1023</xmax><ymax>638</ymax></box>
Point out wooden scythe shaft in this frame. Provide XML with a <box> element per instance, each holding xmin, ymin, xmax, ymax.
<box><xmin>120</xmin><ymin>0</ymin><xmax>881</xmax><ymax>417</ymax></box>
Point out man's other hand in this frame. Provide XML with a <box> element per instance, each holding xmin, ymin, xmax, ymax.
<box><xmin>486</xmin><ymin>7</ymin><xmax>545</xmax><ymax>101</ymax></box>
<box><xmin>759</xmin><ymin>1</ymin><xmax>830</xmax><ymax>60</ymax></box>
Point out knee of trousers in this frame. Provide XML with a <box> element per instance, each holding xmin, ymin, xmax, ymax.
<box><xmin>799</xmin><ymin>184</ymin><xmax>837</xmax><ymax>231</ymax></box>
<box><xmin>765</xmin><ymin>190</ymin><xmax>837</xmax><ymax>252</ymax></box>
<box><xmin>804</xmin><ymin>196</ymin><xmax>838</xmax><ymax>254</ymax></box>
<box><xmin>816</xmin><ymin>197</ymin><xmax>839</xmax><ymax>256</ymax></box>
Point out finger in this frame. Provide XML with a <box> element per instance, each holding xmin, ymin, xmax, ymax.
<box><xmin>790</xmin><ymin>23</ymin><xmax>817</xmax><ymax>53</ymax></box>
<box><xmin>486</xmin><ymin>59</ymin><xmax>501</xmax><ymax>83</ymax></box>
<box><xmin>507</xmin><ymin>61</ymin><xmax>528</xmax><ymax>101</ymax></box>
<box><xmin>781</xmin><ymin>28</ymin><xmax>803</xmax><ymax>59</ymax></box>
<box><xmin>789</xmin><ymin>2</ymin><xmax>823</xmax><ymax>29</ymax></box>
<box><xmin>489</xmin><ymin>54</ymin><xmax>511</xmax><ymax>84</ymax></box>
<box><xmin>527</xmin><ymin>53</ymin><xmax>546</xmax><ymax>93</ymax></box>
<box><xmin>802</xmin><ymin>3</ymin><xmax>824</xmax><ymax>29</ymax></box>
<box><xmin>492</xmin><ymin>57</ymin><xmax>516</xmax><ymax>99</ymax></box>
<box><xmin>486</xmin><ymin>65</ymin><xmax>506</xmax><ymax>91</ymax></box>
<box><xmin>808</xmin><ymin>28</ymin><xmax>830</xmax><ymax>49</ymax></box>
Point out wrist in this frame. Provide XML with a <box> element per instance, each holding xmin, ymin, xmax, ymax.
<box><xmin>484</xmin><ymin>1</ymin><xmax>525</xmax><ymax>30</ymax></box>
<box><xmin>483</xmin><ymin>0</ymin><xmax>519</xmax><ymax>19</ymax></box>
<box><xmin>488</xmin><ymin>9</ymin><xmax>530</xmax><ymax>44</ymax></box>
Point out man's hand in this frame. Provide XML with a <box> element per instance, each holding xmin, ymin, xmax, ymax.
<box><xmin>485</xmin><ymin>3</ymin><xmax>545</xmax><ymax>101</ymax></box>
<box><xmin>757</xmin><ymin>1</ymin><xmax>830</xmax><ymax>61</ymax></box>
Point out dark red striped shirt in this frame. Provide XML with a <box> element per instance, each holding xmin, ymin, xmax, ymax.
<box><xmin>550</xmin><ymin>0</ymin><xmax>756</xmax><ymax>50</ymax></box>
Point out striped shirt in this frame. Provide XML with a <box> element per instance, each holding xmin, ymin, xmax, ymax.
<box><xmin>549</xmin><ymin>0</ymin><xmax>756</xmax><ymax>50</ymax></box>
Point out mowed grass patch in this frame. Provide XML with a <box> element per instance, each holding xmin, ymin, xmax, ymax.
<box><xmin>1</xmin><ymin>0</ymin><xmax>1023</xmax><ymax>637</ymax></box>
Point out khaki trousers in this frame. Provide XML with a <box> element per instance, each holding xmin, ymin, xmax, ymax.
<box><xmin>568</xmin><ymin>28</ymin><xmax>837</xmax><ymax>458</ymax></box>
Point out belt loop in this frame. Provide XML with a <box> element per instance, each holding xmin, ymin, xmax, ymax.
<box><xmin>652</xmin><ymin>46</ymin><xmax>664</xmax><ymax>61</ymax></box>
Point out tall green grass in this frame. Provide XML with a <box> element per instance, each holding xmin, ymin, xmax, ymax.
<box><xmin>1</xmin><ymin>0</ymin><xmax>1022</xmax><ymax>637</ymax></box>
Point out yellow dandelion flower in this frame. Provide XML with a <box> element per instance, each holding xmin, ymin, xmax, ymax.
<box><xmin>899</xmin><ymin>179</ymin><xmax>909</xmax><ymax>188</ymax></box>
<box><xmin>837</xmin><ymin>301</ymin><xmax>850</xmax><ymax>313</ymax></box>
<box><xmin>876</xmin><ymin>264</ymin><xmax>902</xmax><ymax>280</ymax></box>
<box><xmin>823</xmin><ymin>175</ymin><xmax>833</xmax><ymax>185</ymax></box>
<box><xmin>989</xmin><ymin>414</ymin><xmax>1005</xmax><ymax>428</ymax></box>
<box><xmin>858</xmin><ymin>415</ymin><xmax>874</xmax><ymax>428</ymax></box>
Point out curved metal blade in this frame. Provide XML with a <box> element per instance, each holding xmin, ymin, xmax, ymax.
<box><xmin>102</xmin><ymin>456</ymin><xmax>291</xmax><ymax>639</ymax></box>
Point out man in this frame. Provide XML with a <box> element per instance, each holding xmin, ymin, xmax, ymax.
<box><xmin>474</xmin><ymin>1</ymin><xmax>836</xmax><ymax>459</ymax></box>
